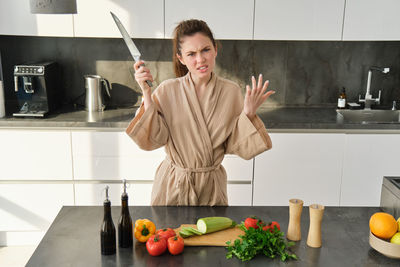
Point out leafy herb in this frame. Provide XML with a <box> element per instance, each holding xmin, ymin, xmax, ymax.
<box><xmin>226</xmin><ymin>223</ymin><xmax>298</xmax><ymax>262</ymax></box>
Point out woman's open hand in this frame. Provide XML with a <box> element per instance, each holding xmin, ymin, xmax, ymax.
<box><xmin>244</xmin><ymin>74</ymin><xmax>275</xmax><ymax>120</ymax></box>
<box><xmin>134</xmin><ymin>60</ymin><xmax>153</xmax><ymax>94</ymax></box>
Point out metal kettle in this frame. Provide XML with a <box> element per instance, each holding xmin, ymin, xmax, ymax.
<box><xmin>84</xmin><ymin>75</ymin><xmax>111</xmax><ymax>112</ymax></box>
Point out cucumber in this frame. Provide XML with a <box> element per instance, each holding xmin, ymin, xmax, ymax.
<box><xmin>196</xmin><ymin>217</ymin><xmax>236</xmax><ymax>234</ymax></box>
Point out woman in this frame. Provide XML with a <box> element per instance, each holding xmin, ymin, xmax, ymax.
<box><xmin>126</xmin><ymin>19</ymin><xmax>274</xmax><ymax>206</ymax></box>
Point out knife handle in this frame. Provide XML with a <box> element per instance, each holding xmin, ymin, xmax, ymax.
<box><xmin>139</xmin><ymin>63</ymin><xmax>153</xmax><ymax>87</ymax></box>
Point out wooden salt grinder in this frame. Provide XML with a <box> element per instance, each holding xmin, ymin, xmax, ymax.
<box><xmin>287</xmin><ymin>199</ymin><xmax>303</xmax><ymax>241</ymax></box>
<box><xmin>306</xmin><ymin>204</ymin><xmax>325</xmax><ymax>248</ymax></box>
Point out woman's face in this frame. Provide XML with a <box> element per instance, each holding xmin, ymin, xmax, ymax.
<box><xmin>177</xmin><ymin>32</ymin><xmax>217</xmax><ymax>81</ymax></box>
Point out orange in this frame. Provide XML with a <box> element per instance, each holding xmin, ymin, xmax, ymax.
<box><xmin>369</xmin><ymin>212</ymin><xmax>398</xmax><ymax>239</ymax></box>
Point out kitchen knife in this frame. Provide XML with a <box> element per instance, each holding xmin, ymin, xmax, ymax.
<box><xmin>110</xmin><ymin>12</ymin><xmax>152</xmax><ymax>87</ymax></box>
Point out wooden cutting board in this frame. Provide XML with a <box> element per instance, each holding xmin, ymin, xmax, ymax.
<box><xmin>174</xmin><ymin>224</ymin><xmax>244</xmax><ymax>246</ymax></box>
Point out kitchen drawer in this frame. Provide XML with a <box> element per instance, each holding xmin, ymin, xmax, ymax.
<box><xmin>74</xmin><ymin>183</ymin><xmax>153</xmax><ymax>206</ymax></box>
<box><xmin>227</xmin><ymin>184</ymin><xmax>252</xmax><ymax>206</ymax></box>
<box><xmin>222</xmin><ymin>155</ymin><xmax>253</xmax><ymax>181</ymax></box>
<box><xmin>0</xmin><ymin>183</ymin><xmax>74</xmax><ymax>245</ymax></box>
<box><xmin>72</xmin><ymin>131</ymin><xmax>164</xmax><ymax>157</ymax></box>
<box><xmin>0</xmin><ymin>130</ymin><xmax>73</xmax><ymax>180</ymax></box>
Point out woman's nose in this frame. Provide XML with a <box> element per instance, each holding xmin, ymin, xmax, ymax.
<box><xmin>196</xmin><ymin>53</ymin><xmax>205</xmax><ymax>63</ymax></box>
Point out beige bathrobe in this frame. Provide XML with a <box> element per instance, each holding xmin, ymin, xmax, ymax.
<box><xmin>126</xmin><ymin>72</ymin><xmax>272</xmax><ymax>206</ymax></box>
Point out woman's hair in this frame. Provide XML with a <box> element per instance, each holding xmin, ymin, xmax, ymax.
<box><xmin>172</xmin><ymin>19</ymin><xmax>217</xmax><ymax>78</ymax></box>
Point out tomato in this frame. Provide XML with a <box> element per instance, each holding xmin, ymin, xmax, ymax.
<box><xmin>146</xmin><ymin>234</ymin><xmax>167</xmax><ymax>256</ymax></box>
<box><xmin>156</xmin><ymin>228</ymin><xmax>176</xmax><ymax>240</ymax></box>
<box><xmin>167</xmin><ymin>236</ymin><xmax>184</xmax><ymax>255</ymax></box>
<box><xmin>244</xmin><ymin>217</ymin><xmax>264</xmax><ymax>229</ymax></box>
<box><xmin>263</xmin><ymin>221</ymin><xmax>281</xmax><ymax>232</ymax></box>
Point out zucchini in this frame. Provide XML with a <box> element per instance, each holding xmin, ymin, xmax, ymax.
<box><xmin>196</xmin><ymin>217</ymin><xmax>236</xmax><ymax>234</ymax></box>
<box><xmin>179</xmin><ymin>226</ymin><xmax>203</xmax><ymax>238</ymax></box>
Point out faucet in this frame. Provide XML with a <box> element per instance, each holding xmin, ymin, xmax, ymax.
<box><xmin>359</xmin><ymin>66</ymin><xmax>390</xmax><ymax>110</ymax></box>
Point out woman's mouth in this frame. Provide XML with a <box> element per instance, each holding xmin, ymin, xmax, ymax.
<box><xmin>197</xmin><ymin>65</ymin><xmax>208</xmax><ymax>73</ymax></box>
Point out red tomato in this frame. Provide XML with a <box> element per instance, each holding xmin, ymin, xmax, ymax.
<box><xmin>244</xmin><ymin>217</ymin><xmax>264</xmax><ymax>229</ymax></box>
<box><xmin>146</xmin><ymin>234</ymin><xmax>167</xmax><ymax>256</ymax></box>
<box><xmin>156</xmin><ymin>228</ymin><xmax>176</xmax><ymax>240</ymax></box>
<box><xmin>263</xmin><ymin>221</ymin><xmax>281</xmax><ymax>232</ymax></box>
<box><xmin>167</xmin><ymin>236</ymin><xmax>184</xmax><ymax>255</ymax></box>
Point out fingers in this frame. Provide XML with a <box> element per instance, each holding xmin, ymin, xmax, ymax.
<box><xmin>257</xmin><ymin>74</ymin><xmax>263</xmax><ymax>89</ymax></box>
<box><xmin>261</xmin><ymin>90</ymin><xmax>276</xmax><ymax>102</ymax></box>
<box><xmin>133</xmin><ymin>60</ymin><xmax>145</xmax><ymax>71</ymax></box>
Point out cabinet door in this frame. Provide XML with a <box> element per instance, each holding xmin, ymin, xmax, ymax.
<box><xmin>343</xmin><ymin>0</ymin><xmax>400</xmax><ymax>40</ymax></box>
<box><xmin>340</xmin><ymin>134</ymin><xmax>400</xmax><ymax>206</ymax></box>
<box><xmin>0</xmin><ymin>184</ymin><xmax>74</xmax><ymax>246</ymax></box>
<box><xmin>73</xmin><ymin>0</ymin><xmax>164</xmax><ymax>38</ymax></box>
<box><xmin>0</xmin><ymin>0</ymin><xmax>73</xmax><ymax>37</ymax></box>
<box><xmin>253</xmin><ymin>133</ymin><xmax>345</xmax><ymax>206</ymax></box>
<box><xmin>165</xmin><ymin>0</ymin><xmax>254</xmax><ymax>39</ymax></box>
<box><xmin>254</xmin><ymin>0</ymin><xmax>345</xmax><ymax>40</ymax></box>
<box><xmin>0</xmin><ymin>130</ymin><xmax>73</xmax><ymax>180</ymax></box>
<box><xmin>228</xmin><ymin>184</ymin><xmax>252</xmax><ymax>206</ymax></box>
<box><xmin>72</xmin><ymin>131</ymin><xmax>165</xmax><ymax>180</ymax></box>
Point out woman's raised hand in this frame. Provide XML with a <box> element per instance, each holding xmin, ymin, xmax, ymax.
<box><xmin>243</xmin><ymin>74</ymin><xmax>275</xmax><ymax>120</ymax></box>
<box><xmin>134</xmin><ymin>60</ymin><xmax>153</xmax><ymax>94</ymax></box>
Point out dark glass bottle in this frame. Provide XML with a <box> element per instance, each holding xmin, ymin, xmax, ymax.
<box><xmin>118</xmin><ymin>179</ymin><xmax>133</xmax><ymax>248</ymax></box>
<box><xmin>101</xmin><ymin>186</ymin><xmax>116</xmax><ymax>255</ymax></box>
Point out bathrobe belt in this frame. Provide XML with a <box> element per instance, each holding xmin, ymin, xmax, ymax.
<box><xmin>166</xmin><ymin>158</ymin><xmax>221</xmax><ymax>205</ymax></box>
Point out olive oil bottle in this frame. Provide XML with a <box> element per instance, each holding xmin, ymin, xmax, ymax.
<box><xmin>118</xmin><ymin>179</ymin><xmax>133</xmax><ymax>248</ymax></box>
<box><xmin>100</xmin><ymin>186</ymin><xmax>116</xmax><ymax>255</ymax></box>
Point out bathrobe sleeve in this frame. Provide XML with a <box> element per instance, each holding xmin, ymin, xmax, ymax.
<box><xmin>125</xmin><ymin>88</ymin><xmax>169</xmax><ymax>151</ymax></box>
<box><xmin>224</xmin><ymin>85</ymin><xmax>272</xmax><ymax>160</ymax></box>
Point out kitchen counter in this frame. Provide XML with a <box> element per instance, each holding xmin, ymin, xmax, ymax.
<box><xmin>27</xmin><ymin>206</ymin><xmax>399</xmax><ymax>267</ymax></box>
<box><xmin>1</xmin><ymin>106</ymin><xmax>400</xmax><ymax>132</ymax></box>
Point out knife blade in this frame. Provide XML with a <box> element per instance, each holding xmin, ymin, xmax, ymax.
<box><xmin>110</xmin><ymin>12</ymin><xmax>152</xmax><ymax>87</ymax></box>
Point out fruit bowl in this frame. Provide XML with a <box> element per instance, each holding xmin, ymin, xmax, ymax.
<box><xmin>369</xmin><ymin>232</ymin><xmax>400</xmax><ymax>259</ymax></box>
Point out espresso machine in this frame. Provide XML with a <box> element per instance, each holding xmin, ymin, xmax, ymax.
<box><xmin>13</xmin><ymin>62</ymin><xmax>60</xmax><ymax>117</ymax></box>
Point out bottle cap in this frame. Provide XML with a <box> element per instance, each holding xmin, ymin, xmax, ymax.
<box><xmin>122</xmin><ymin>179</ymin><xmax>128</xmax><ymax>199</ymax></box>
<box><xmin>104</xmin><ymin>185</ymin><xmax>111</xmax><ymax>204</ymax></box>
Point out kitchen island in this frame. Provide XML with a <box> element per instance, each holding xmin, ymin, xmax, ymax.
<box><xmin>26</xmin><ymin>206</ymin><xmax>399</xmax><ymax>267</ymax></box>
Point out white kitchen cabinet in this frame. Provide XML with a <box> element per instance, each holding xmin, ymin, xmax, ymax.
<box><xmin>343</xmin><ymin>0</ymin><xmax>400</xmax><ymax>40</ymax></box>
<box><xmin>340</xmin><ymin>134</ymin><xmax>400</xmax><ymax>206</ymax></box>
<box><xmin>0</xmin><ymin>0</ymin><xmax>73</xmax><ymax>37</ymax></box>
<box><xmin>73</xmin><ymin>0</ymin><xmax>164</xmax><ymax>38</ymax></box>
<box><xmin>165</xmin><ymin>0</ymin><xmax>254</xmax><ymax>40</ymax></box>
<box><xmin>253</xmin><ymin>133</ymin><xmax>345</xmax><ymax>206</ymax></box>
<box><xmin>0</xmin><ymin>130</ymin><xmax>73</xmax><ymax>180</ymax></box>
<box><xmin>254</xmin><ymin>0</ymin><xmax>345</xmax><ymax>40</ymax></box>
<box><xmin>0</xmin><ymin>184</ymin><xmax>74</xmax><ymax>245</ymax></box>
<box><xmin>72</xmin><ymin>131</ymin><xmax>165</xmax><ymax>180</ymax></box>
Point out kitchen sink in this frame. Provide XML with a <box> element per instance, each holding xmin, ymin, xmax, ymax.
<box><xmin>336</xmin><ymin>109</ymin><xmax>400</xmax><ymax>124</ymax></box>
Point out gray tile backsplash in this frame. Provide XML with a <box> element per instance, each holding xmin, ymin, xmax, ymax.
<box><xmin>1</xmin><ymin>35</ymin><xmax>399</xmax><ymax>113</ymax></box>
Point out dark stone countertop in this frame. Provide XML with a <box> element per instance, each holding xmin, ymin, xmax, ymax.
<box><xmin>27</xmin><ymin>206</ymin><xmax>400</xmax><ymax>267</ymax></box>
<box><xmin>1</xmin><ymin>106</ymin><xmax>400</xmax><ymax>132</ymax></box>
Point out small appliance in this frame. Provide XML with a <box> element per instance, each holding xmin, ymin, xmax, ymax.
<box><xmin>84</xmin><ymin>74</ymin><xmax>111</xmax><ymax>112</ymax></box>
<box><xmin>13</xmin><ymin>62</ymin><xmax>61</xmax><ymax>117</ymax></box>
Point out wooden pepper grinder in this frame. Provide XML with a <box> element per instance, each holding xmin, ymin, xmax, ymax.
<box><xmin>287</xmin><ymin>199</ymin><xmax>303</xmax><ymax>241</ymax></box>
<box><xmin>306</xmin><ymin>204</ymin><xmax>325</xmax><ymax>248</ymax></box>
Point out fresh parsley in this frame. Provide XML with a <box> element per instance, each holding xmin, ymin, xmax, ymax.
<box><xmin>226</xmin><ymin>223</ymin><xmax>298</xmax><ymax>262</ymax></box>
